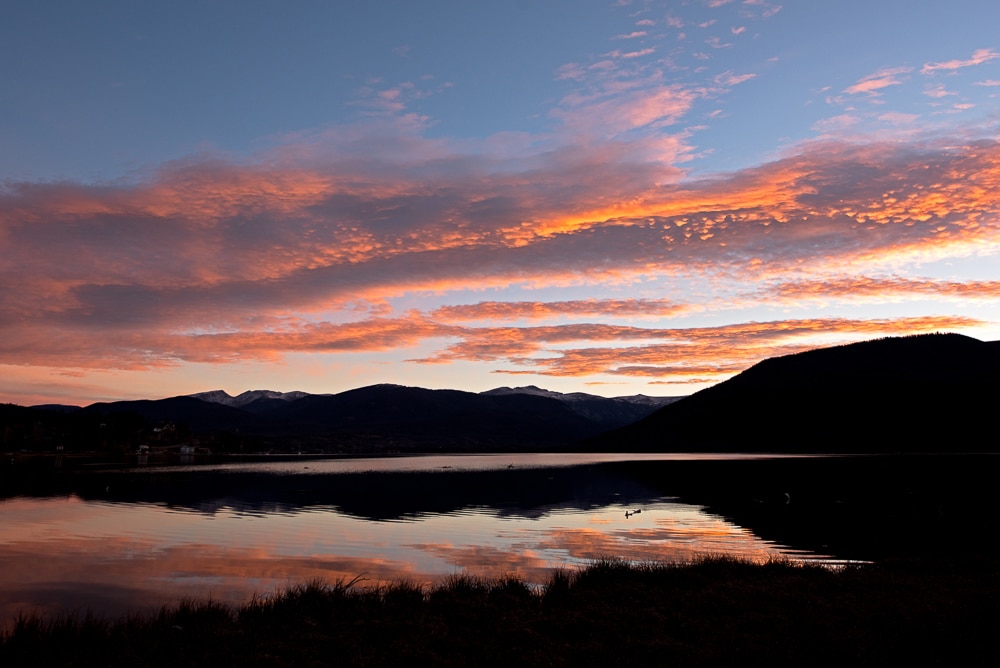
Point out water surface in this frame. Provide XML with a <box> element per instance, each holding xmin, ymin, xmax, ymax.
<box><xmin>1</xmin><ymin>453</ymin><xmax>829</xmax><ymax>623</ymax></box>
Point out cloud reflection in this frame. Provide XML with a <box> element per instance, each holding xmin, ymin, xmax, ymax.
<box><xmin>0</xmin><ymin>536</ymin><xmax>423</xmax><ymax>625</ymax></box>
<box><xmin>0</xmin><ymin>494</ymin><xmax>800</xmax><ymax>625</ymax></box>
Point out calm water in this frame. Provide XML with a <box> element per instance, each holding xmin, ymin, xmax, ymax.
<box><xmin>1</xmin><ymin>453</ymin><xmax>828</xmax><ymax>624</ymax></box>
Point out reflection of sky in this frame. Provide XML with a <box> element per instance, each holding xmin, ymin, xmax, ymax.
<box><xmin>0</xmin><ymin>493</ymin><xmax>817</xmax><ymax>625</ymax></box>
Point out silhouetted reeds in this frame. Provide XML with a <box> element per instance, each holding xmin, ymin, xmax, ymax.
<box><xmin>3</xmin><ymin>556</ymin><xmax>999</xmax><ymax>666</ymax></box>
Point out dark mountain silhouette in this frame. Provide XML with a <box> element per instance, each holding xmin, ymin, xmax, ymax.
<box><xmin>42</xmin><ymin>384</ymin><xmax>675</xmax><ymax>453</ymax></box>
<box><xmin>235</xmin><ymin>384</ymin><xmax>600</xmax><ymax>451</ymax></box>
<box><xmin>28</xmin><ymin>404</ymin><xmax>81</xmax><ymax>413</ymax></box>
<box><xmin>481</xmin><ymin>385</ymin><xmax>681</xmax><ymax>430</ymax></box>
<box><xmin>81</xmin><ymin>396</ymin><xmax>267</xmax><ymax>433</ymax></box>
<box><xmin>594</xmin><ymin>333</ymin><xmax>1000</xmax><ymax>453</ymax></box>
<box><xmin>12</xmin><ymin>333</ymin><xmax>996</xmax><ymax>455</ymax></box>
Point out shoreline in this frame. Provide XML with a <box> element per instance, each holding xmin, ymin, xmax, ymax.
<box><xmin>4</xmin><ymin>556</ymin><xmax>999</xmax><ymax>666</ymax></box>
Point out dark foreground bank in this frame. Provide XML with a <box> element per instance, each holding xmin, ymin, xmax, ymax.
<box><xmin>3</xmin><ymin>557</ymin><xmax>999</xmax><ymax>667</ymax></box>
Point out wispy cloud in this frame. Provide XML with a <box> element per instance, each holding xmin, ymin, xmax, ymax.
<box><xmin>430</xmin><ymin>299</ymin><xmax>689</xmax><ymax>322</ymax></box>
<box><xmin>713</xmin><ymin>70</ymin><xmax>756</xmax><ymax>86</ymax></box>
<box><xmin>615</xmin><ymin>31</ymin><xmax>648</xmax><ymax>40</ymax></box>
<box><xmin>604</xmin><ymin>47</ymin><xmax>657</xmax><ymax>59</ymax></box>
<box><xmin>811</xmin><ymin>113</ymin><xmax>858</xmax><ymax>133</ymax></box>
<box><xmin>553</xmin><ymin>79</ymin><xmax>700</xmax><ymax>138</ymax></box>
<box><xmin>921</xmin><ymin>48</ymin><xmax>1000</xmax><ymax>75</ymax></box>
<box><xmin>764</xmin><ymin>276</ymin><xmax>1000</xmax><ymax>302</ymax></box>
<box><xmin>877</xmin><ymin>111</ymin><xmax>919</xmax><ymax>125</ymax></box>
<box><xmin>740</xmin><ymin>0</ymin><xmax>783</xmax><ymax>19</ymax></box>
<box><xmin>420</xmin><ymin>316</ymin><xmax>980</xmax><ymax>380</ymax></box>
<box><xmin>924</xmin><ymin>83</ymin><xmax>955</xmax><ymax>99</ymax></box>
<box><xmin>705</xmin><ymin>36</ymin><xmax>733</xmax><ymax>48</ymax></box>
<box><xmin>844</xmin><ymin>66</ymin><xmax>911</xmax><ymax>96</ymax></box>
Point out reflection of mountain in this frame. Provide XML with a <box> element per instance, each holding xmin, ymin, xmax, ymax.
<box><xmin>64</xmin><ymin>463</ymin><xmax>668</xmax><ymax>521</ymax></box>
<box><xmin>594</xmin><ymin>333</ymin><xmax>1000</xmax><ymax>453</ymax></box>
<box><xmin>33</xmin><ymin>454</ymin><xmax>1000</xmax><ymax>561</ymax></box>
<box><xmin>627</xmin><ymin>455</ymin><xmax>1000</xmax><ymax>561</ymax></box>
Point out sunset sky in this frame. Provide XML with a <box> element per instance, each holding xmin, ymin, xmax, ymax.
<box><xmin>2</xmin><ymin>0</ymin><xmax>999</xmax><ymax>406</ymax></box>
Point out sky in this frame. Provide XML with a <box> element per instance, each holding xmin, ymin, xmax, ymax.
<box><xmin>2</xmin><ymin>0</ymin><xmax>1000</xmax><ymax>406</ymax></box>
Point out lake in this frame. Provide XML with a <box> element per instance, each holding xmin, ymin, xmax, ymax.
<box><xmin>6</xmin><ymin>451</ymin><xmax>991</xmax><ymax>625</ymax></box>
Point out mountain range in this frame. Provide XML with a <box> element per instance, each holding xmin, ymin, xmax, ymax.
<box><xmin>71</xmin><ymin>384</ymin><xmax>681</xmax><ymax>453</ymax></box>
<box><xmin>8</xmin><ymin>332</ymin><xmax>998</xmax><ymax>454</ymax></box>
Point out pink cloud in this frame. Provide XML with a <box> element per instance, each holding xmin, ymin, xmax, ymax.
<box><xmin>603</xmin><ymin>47</ymin><xmax>656</xmax><ymax>59</ymax></box>
<box><xmin>615</xmin><ymin>31</ymin><xmax>648</xmax><ymax>40</ymax></box>
<box><xmin>350</xmin><ymin>80</ymin><xmax>441</xmax><ymax>116</ymax></box>
<box><xmin>811</xmin><ymin>113</ymin><xmax>859</xmax><ymax>133</ymax></box>
<box><xmin>553</xmin><ymin>82</ymin><xmax>700</xmax><ymax>137</ymax></box>
<box><xmin>713</xmin><ymin>70</ymin><xmax>756</xmax><ymax>86</ymax></box>
<box><xmin>844</xmin><ymin>66</ymin><xmax>911</xmax><ymax>96</ymax></box>
<box><xmin>705</xmin><ymin>36</ymin><xmax>733</xmax><ymax>49</ymax></box>
<box><xmin>924</xmin><ymin>83</ymin><xmax>955</xmax><ymax>99</ymax></box>
<box><xmin>878</xmin><ymin>111</ymin><xmax>919</xmax><ymax>125</ymax></box>
<box><xmin>921</xmin><ymin>48</ymin><xmax>1000</xmax><ymax>75</ymax></box>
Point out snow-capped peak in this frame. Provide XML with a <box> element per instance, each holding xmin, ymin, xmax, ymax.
<box><xmin>190</xmin><ymin>389</ymin><xmax>309</xmax><ymax>407</ymax></box>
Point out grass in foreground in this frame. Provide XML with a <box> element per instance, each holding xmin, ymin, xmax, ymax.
<box><xmin>3</xmin><ymin>556</ymin><xmax>1000</xmax><ymax>667</ymax></box>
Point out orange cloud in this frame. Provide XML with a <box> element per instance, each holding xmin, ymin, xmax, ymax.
<box><xmin>8</xmin><ymin>124</ymin><xmax>999</xmax><ymax>307</ymax></box>
<box><xmin>414</xmin><ymin>543</ymin><xmax>556</xmax><ymax>582</ymax></box>
<box><xmin>430</xmin><ymin>299</ymin><xmax>688</xmax><ymax>322</ymax></box>
<box><xmin>3</xmin><ymin>120</ymin><xmax>999</xmax><ymax>394</ymax></box>
<box><xmin>765</xmin><ymin>276</ymin><xmax>1000</xmax><ymax>302</ymax></box>
<box><xmin>0</xmin><ymin>533</ymin><xmax>429</xmax><ymax>625</ymax></box>
<box><xmin>534</xmin><ymin>525</ymin><xmax>779</xmax><ymax>564</ymax></box>
<box><xmin>415</xmin><ymin>315</ymin><xmax>982</xmax><ymax>380</ymax></box>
